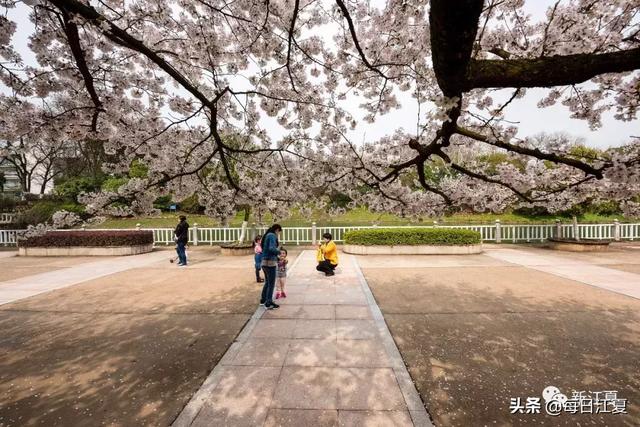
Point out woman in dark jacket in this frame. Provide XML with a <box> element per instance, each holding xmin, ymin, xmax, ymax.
<box><xmin>260</xmin><ymin>224</ymin><xmax>282</xmax><ymax>309</ymax></box>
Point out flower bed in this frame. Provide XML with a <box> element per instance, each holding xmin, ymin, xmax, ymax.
<box><xmin>343</xmin><ymin>228</ymin><xmax>482</xmax><ymax>255</ymax></box>
<box><xmin>18</xmin><ymin>230</ymin><xmax>154</xmax><ymax>256</ymax></box>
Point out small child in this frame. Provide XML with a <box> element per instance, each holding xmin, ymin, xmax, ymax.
<box><xmin>253</xmin><ymin>235</ymin><xmax>264</xmax><ymax>283</ymax></box>
<box><xmin>275</xmin><ymin>248</ymin><xmax>288</xmax><ymax>299</ymax></box>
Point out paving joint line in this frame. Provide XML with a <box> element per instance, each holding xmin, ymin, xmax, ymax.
<box><xmin>171</xmin><ymin>250</ymin><xmax>306</xmax><ymax>427</ymax></box>
<box><xmin>351</xmin><ymin>254</ymin><xmax>435</xmax><ymax>427</ymax></box>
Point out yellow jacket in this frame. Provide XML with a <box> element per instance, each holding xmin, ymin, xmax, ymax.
<box><xmin>317</xmin><ymin>240</ymin><xmax>338</xmax><ymax>265</ymax></box>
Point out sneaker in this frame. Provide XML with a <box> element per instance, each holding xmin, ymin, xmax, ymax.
<box><xmin>266</xmin><ymin>303</ymin><xmax>279</xmax><ymax>310</ymax></box>
<box><xmin>325</xmin><ymin>271</ymin><xmax>335</xmax><ymax>276</ymax></box>
<box><xmin>257</xmin><ymin>278</ymin><xmax>264</xmax><ymax>283</ymax></box>
<box><xmin>260</xmin><ymin>301</ymin><xmax>265</xmax><ymax>306</ymax></box>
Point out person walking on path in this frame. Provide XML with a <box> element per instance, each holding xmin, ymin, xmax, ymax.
<box><xmin>253</xmin><ymin>235</ymin><xmax>264</xmax><ymax>283</ymax></box>
<box><xmin>260</xmin><ymin>224</ymin><xmax>282</xmax><ymax>309</ymax></box>
<box><xmin>275</xmin><ymin>248</ymin><xmax>288</xmax><ymax>299</ymax></box>
<box><xmin>316</xmin><ymin>232</ymin><xmax>338</xmax><ymax>276</ymax></box>
<box><xmin>174</xmin><ymin>215</ymin><xmax>189</xmax><ymax>266</ymax></box>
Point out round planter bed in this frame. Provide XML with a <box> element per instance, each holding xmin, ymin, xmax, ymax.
<box><xmin>343</xmin><ymin>243</ymin><xmax>482</xmax><ymax>255</ymax></box>
<box><xmin>547</xmin><ymin>238</ymin><xmax>611</xmax><ymax>252</ymax></box>
<box><xmin>220</xmin><ymin>243</ymin><xmax>254</xmax><ymax>256</ymax></box>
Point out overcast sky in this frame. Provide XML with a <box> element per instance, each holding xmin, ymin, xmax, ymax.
<box><xmin>4</xmin><ymin>0</ymin><xmax>639</xmax><ymax>149</ymax></box>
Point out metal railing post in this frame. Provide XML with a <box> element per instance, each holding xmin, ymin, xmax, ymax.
<box><xmin>192</xmin><ymin>223</ymin><xmax>199</xmax><ymax>246</ymax></box>
<box><xmin>311</xmin><ymin>222</ymin><xmax>317</xmax><ymax>245</ymax></box>
<box><xmin>495</xmin><ymin>219</ymin><xmax>502</xmax><ymax>243</ymax></box>
<box><xmin>614</xmin><ymin>219</ymin><xmax>620</xmax><ymax>241</ymax></box>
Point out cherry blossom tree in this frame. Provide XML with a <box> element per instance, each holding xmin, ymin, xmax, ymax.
<box><xmin>0</xmin><ymin>0</ymin><xmax>638</xmax><ymax>222</ymax></box>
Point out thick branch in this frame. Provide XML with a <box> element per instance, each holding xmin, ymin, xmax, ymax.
<box><xmin>50</xmin><ymin>0</ymin><xmax>216</xmax><ymax>109</ymax></box>
<box><xmin>429</xmin><ymin>0</ymin><xmax>483</xmax><ymax>96</ymax></box>
<box><xmin>60</xmin><ymin>11</ymin><xmax>103</xmax><ymax>131</ymax></box>
<box><xmin>455</xmin><ymin>126</ymin><xmax>606</xmax><ymax>178</ymax></box>
<box><xmin>467</xmin><ymin>47</ymin><xmax>640</xmax><ymax>89</ymax></box>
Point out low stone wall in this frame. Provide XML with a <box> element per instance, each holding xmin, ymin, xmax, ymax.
<box><xmin>343</xmin><ymin>243</ymin><xmax>483</xmax><ymax>255</ymax></box>
<box><xmin>19</xmin><ymin>244</ymin><xmax>153</xmax><ymax>256</ymax></box>
<box><xmin>547</xmin><ymin>240</ymin><xmax>610</xmax><ymax>252</ymax></box>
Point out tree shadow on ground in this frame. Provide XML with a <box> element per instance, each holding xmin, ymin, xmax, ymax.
<box><xmin>0</xmin><ymin>268</ymin><xmax>261</xmax><ymax>426</ymax></box>
<box><xmin>366</xmin><ymin>266</ymin><xmax>640</xmax><ymax>426</ymax></box>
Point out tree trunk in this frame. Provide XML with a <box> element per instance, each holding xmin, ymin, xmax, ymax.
<box><xmin>238</xmin><ymin>206</ymin><xmax>251</xmax><ymax>243</ymax></box>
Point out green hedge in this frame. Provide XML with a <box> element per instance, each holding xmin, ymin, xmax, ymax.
<box><xmin>344</xmin><ymin>228</ymin><xmax>481</xmax><ymax>246</ymax></box>
<box><xmin>19</xmin><ymin>230</ymin><xmax>154</xmax><ymax>247</ymax></box>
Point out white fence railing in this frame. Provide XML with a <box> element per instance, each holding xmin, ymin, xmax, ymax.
<box><xmin>0</xmin><ymin>213</ymin><xmax>14</xmax><ymax>224</ymax></box>
<box><xmin>2</xmin><ymin>221</ymin><xmax>640</xmax><ymax>247</ymax></box>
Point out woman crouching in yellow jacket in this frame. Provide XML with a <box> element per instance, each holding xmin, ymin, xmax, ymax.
<box><xmin>316</xmin><ymin>232</ymin><xmax>338</xmax><ymax>276</ymax></box>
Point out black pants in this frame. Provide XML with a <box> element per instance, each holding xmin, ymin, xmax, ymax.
<box><xmin>261</xmin><ymin>266</ymin><xmax>277</xmax><ymax>305</ymax></box>
<box><xmin>316</xmin><ymin>260</ymin><xmax>337</xmax><ymax>275</ymax></box>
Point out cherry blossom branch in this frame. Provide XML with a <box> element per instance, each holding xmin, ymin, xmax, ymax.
<box><xmin>454</xmin><ymin>125</ymin><xmax>606</xmax><ymax>178</ymax></box>
<box><xmin>334</xmin><ymin>0</ymin><xmax>388</xmax><ymax>79</ymax></box>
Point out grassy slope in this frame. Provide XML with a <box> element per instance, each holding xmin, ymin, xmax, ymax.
<box><xmin>89</xmin><ymin>207</ymin><xmax>627</xmax><ymax>229</ymax></box>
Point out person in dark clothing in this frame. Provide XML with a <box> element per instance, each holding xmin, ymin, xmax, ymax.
<box><xmin>174</xmin><ymin>215</ymin><xmax>189</xmax><ymax>266</ymax></box>
<box><xmin>260</xmin><ymin>224</ymin><xmax>282</xmax><ymax>309</ymax></box>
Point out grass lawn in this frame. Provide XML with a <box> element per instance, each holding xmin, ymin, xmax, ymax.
<box><xmin>88</xmin><ymin>207</ymin><xmax>628</xmax><ymax>229</ymax></box>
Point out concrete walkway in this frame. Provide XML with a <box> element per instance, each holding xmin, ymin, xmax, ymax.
<box><xmin>173</xmin><ymin>250</ymin><xmax>432</xmax><ymax>427</ymax></box>
<box><xmin>0</xmin><ymin>250</ymin><xmax>169</xmax><ymax>305</ymax></box>
<box><xmin>485</xmin><ymin>247</ymin><xmax>640</xmax><ymax>299</ymax></box>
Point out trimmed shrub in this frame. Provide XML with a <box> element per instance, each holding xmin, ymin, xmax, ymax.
<box><xmin>20</xmin><ymin>230</ymin><xmax>154</xmax><ymax>247</ymax></box>
<box><xmin>344</xmin><ymin>228</ymin><xmax>481</xmax><ymax>246</ymax></box>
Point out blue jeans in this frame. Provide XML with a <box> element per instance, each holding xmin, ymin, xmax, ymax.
<box><xmin>176</xmin><ymin>241</ymin><xmax>187</xmax><ymax>265</ymax></box>
<box><xmin>261</xmin><ymin>266</ymin><xmax>276</xmax><ymax>305</ymax></box>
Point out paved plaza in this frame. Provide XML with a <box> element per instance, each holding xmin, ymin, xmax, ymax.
<box><xmin>173</xmin><ymin>251</ymin><xmax>430</xmax><ymax>427</ymax></box>
<box><xmin>0</xmin><ymin>244</ymin><xmax>639</xmax><ymax>426</ymax></box>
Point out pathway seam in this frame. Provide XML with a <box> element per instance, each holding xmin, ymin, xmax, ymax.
<box><xmin>171</xmin><ymin>251</ymin><xmax>305</xmax><ymax>427</ymax></box>
<box><xmin>350</xmin><ymin>255</ymin><xmax>434</xmax><ymax>427</ymax></box>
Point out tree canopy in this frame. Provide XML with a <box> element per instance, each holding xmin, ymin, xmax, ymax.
<box><xmin>1</xmin><ymin>0</ymin><xmax>639</xmax><ymax>222</ymax></box>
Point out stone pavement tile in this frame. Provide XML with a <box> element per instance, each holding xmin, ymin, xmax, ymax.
<box><xmin>336</xmin><ymin>368</ymin><xmax>406</xmax><ymax>410</ymax></box>
<box><xmin>304</xmin><ymin>293</ymin><xmax>337</xmax><ymax>305</ymax></box>
<box><xmin>264</xmin><ymin>409</ymin><xmax>338</xmax><ymax>427</ymax></box>
<box><xmin>293</xmin><ymin>319</ymin><xmax>337</xmax><ymax>339</ymax></box>
<box><xmin>335</xmin><ymin>305</ymin><xmax>372</xmax><ymax>319</ymax></box>
<box><xmin>190</xmin><ymin>366</ymin><xmax>280</xmax><ymax>427</ymax></box>
<box><xmin>278</xmin><ymin>293</ymin><xmax>306</xmax><ymax>304</ymax></box>
<box><xmin>336</xmin><ymin>320</ymin><xmax>379</xmax><ymax>340</ymax></box>
<box><xmin>285</xmin><ymin>339</ymin><xmax>338</xmax><ymax>367</ymax></box>
<box><xmin>263</xmin><ymin>304</ymin><xmax>305</xmax><ymax>319</ymax></box>
<box><xmin>251</xmin><ymin>319</ymin><xmax>297</xmax><ymax>338</ymax></box>
<box><xmin>338</xmin><ymin>410</ymin><xmax>413</xmax><ymax>427</ymax></box>
<box><xmin>300</xmin><ymin>305</ymin><xmax>336</xmax><ymax>319</ymax></box>
<box><xmin>336</xmin><ymin>340</ymin><xmax>391</xmax><ymax>368</ymax></box>
<box><xmin>334</xmin><ymin>291</ymin><xmax>368</xmax><ymax>305</ymax></box>
<box><xmin>230</xmin><ymin>338</ymin><xmax>290</xmax><ymax>366</ymax></box>
<box><xmin>271</xmin><ymin>367</ymin><xmax>339</xmax><ymax>409</ymax></box>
